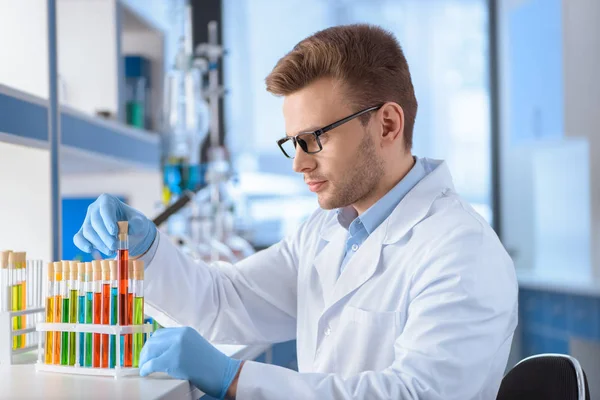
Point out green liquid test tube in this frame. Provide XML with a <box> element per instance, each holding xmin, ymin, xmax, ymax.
<box><xmin>68</xmin><ymin>261</ymin><xmax>79</xmax><ymax>366</ymax></box>
<box><xmin>132</xmin><ymin>260</ymin><xmax>145</xmax><ymax>368</ymax></box>
<box><xmin>85</xmin><ymin>263</ymin><xmax>93</xmax><ymax>367</ymax></box>
<box><xmin>77</xmin><ymin>263</ymin><xmax>85</xmax><ymax>366</ymax></box>
<box><xmin>60</xmin><ymin>261</ymin><xmax>70</xmax><ymax>366</ymax></box>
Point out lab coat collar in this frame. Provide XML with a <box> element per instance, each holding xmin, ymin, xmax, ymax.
<box><xmin>319</xmin><ymin>158</ymin><xmax>452</xmax><ymax>245</ymax></box>
<box><xmin>314</xmin><ymin>159</ymin><xmax>451</xmax><ymax>310</ymax></box>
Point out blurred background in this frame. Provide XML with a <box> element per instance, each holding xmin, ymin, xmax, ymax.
<box><xmin>0</xmin><ymin>0</ymin><xmax>598</xmax><ymax>394</ymax></box>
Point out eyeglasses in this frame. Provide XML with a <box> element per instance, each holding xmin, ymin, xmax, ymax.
<box><xmin>276</xmin><ymin>105</ymin><xmax>383</xmax><ymax>159</ymax></box>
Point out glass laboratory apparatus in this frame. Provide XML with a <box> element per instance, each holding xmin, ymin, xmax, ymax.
<box><xmin>162</xmin><ymin>40</ymin><xmax>210</xmax><ymax>207</ymax></box>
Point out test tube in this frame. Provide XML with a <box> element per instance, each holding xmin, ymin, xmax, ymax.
<box><xmin>117</xmin><ymin>221</ymin><xmax>132</xmax><ymax>367</ymax></box>
<box><xmin>68</xmin><ymin>261</ymin><xmax>78</xmax><ymax>365</ymax></box>
<box><xmin>101</xmin><ymin>260</ymin><xmax>110</xmax><ymax>368</ymax></box>
<box><xmin>15</xmin><ymin>252</ymin><xmax>27</xmax><ymax>348</ymax></box>
<box><xmin>132</xmin><ymin>260</ymin><xmax>144</xmax><ymax>367</ymax></box>
<box><xmin>84</xmin><ymin>262</ymin><xmax>93</xmax><ymax>367</ymax></box>
<box><xmin>77</xmin><ymin>263</ymin><xmax>85</xmax><ymax>367</ymax></box>
<box><xmin>9</xmin><ymin>252</ymin><xmax>19</xmax><ymax>350</ymax></box>
<box><xmin>127</xmin><ymin>260</ymin><xmax>134</xmax><ymax>364</ymax></box>
<box><xmin>60</xmin><ymin>261</ymin><xmax>70</xmax><ymax>365</ymax></box>
<box><xmin>21</xmin><ymin>253</ymin><xmax>27</xmax><ymax>348</ymax></box>
<box><xmin>0</xmin><ymin>251</ymin><xmax>8</xmax><ymax>313</ymax></box>
<box><xmin>109</xmin><ymin>260</ymin><xmax>118</xmax><ymax>368</ymax></box>
<box><xmin>92</xmin><ymin>260</ymin><xmax>102</xmax><ymax>368</ymax></box>
<box><xmin>52</xmin><ymin>261</ymin><xmax>62</xmax><ymax>364</ymax></box>
<box><xmin>44</xmin><ymin>262</ymin><xmax>55</xmax><ymax>364</ymax></box>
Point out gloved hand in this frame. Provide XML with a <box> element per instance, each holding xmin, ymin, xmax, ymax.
<box><xmin>139</xmin><ymin>327</ymin><xmax>242</xmax><ymax>399</ymax></box>
<box><xmin>73</xmin><ymin>193</ymin><xmax>156</xmax><ymax>257</ymax></box>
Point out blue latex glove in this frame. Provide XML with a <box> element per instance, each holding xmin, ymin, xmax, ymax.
<box><xmin>73</xmin><ymin>194</ymin><xmax>156</xmax><ymax>257</ymax></box>
<box><xmin>139</xmin><ymin>327</ymin><xmax>242</xmax><ymax>399</ymax></box>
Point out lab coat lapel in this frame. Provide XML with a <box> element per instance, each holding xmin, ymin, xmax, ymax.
<box><xmin>328</xmin><ymin>226</ymin><xmax>384</xmax><ymax>309</ymax></box>
<box><xmin>313</xmin><ymin>226</ymin><xmax>347</xmax><ymax>307</ymax></box>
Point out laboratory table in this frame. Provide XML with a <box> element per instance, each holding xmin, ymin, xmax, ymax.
<box><xmin>0</xmin><ymin>344</ymin><xmax>271</xmax><ymax>399</ymax></box>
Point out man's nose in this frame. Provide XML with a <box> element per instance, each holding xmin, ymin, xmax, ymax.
<box><xmin>292</xmin><ymin>146</ymin><xmax>316</xmax><ymax>174</ymax></box>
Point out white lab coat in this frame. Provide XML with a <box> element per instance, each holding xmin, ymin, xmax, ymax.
<box><xmin>143</xmin><ymin>159</ymin><xmax>518</xmax><ymax>400</ymax></box>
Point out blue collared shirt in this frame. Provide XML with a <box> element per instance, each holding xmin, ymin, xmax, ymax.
<box><xmin>337</xmin><ymin>157</ymin><xmax>429</xmax><ymax>276</ymax></box>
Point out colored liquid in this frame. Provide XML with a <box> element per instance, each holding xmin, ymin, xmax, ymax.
<box><xmin>78</xmin><ymin>295</ymin><xmax>85</xmax><ymax>366</ymax></box>
<box><xmin>118</xmin><ymin>249</ymin><xmax>131</xmax><ymax>367</ymax></box>
<box><xmin>53</xmin><ymin>295</ymin><xmax>62</xmax><ymax>364</ymax></box>
<box><xmin>133</xmin><ymin>296</ymin><xmax>144</xmax><ymax>367</ymax></box>
<box><xmin>85</xmin><ymin>292</ymin><xmax>93</xmax><ymax>367</ymax></box>
<box><xmin>110</xmin><ymin>288</ymin><xmax>117</xmax><ymax>368</ymax></box>
<box><xmin>60</xmin><ymin>298</ymin><xmax>69</xmax><ymax>365</ymax></box>
<box><xmin>93</xmin><ymin>292</ymin><xmax>101</xmax><ymax>368</ymax></box>
<box><xmin>44</xmin><ymin>296</ymin><xmax>54</xmax><ymax>364</ymax></box>
<box><xmin>101</xmin><ymin>284</ymin><xmax>110</xmax><ymax>368</ymax></box>
<box><xmin>11</xmin><ymin>284</ymin><xmax>19</xmax><ymax>349</ymax></box>
<box><xmin>68</xmin><ymin>289</ymin><xmax>78</xmax><ymax>365</ymax></box>
<box><xmin>20</xmin><ymin>280</ymin><xmax>25</xmax><ymax>348</ymax></box>
<box><xmin>126</xmin><ymin>292</ymin><xmax>133</xmax><ymax>366</ymax></box>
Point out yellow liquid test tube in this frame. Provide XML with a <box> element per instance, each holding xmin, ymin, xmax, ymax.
<box><xmin>20</xmin><ymin>252</ymin><xmax>26</xmax><ymax>348</ymax></box>
<box><xmin>52</xmin><ymin>262</ymin><xmax>62</xmax><ymax>364</ymax></box>
<box><xmin>0</xmin><ymin>251</ymin><xmax>8</xmax><ymax>313</ymax></box>
<box><xmin>9</xmin><ymin>252</ymin><xmax>20</xmax><ymax>350</ymax></box>
<box><xmin>44</xmin><ymin>262</ymin><xmax>55</xmax><ymax>364</ymax></box>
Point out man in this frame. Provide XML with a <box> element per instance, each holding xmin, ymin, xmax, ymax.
<box><xmin>75</xmin><ymin>24</ymin><xmax>517</xmax><ymax>399</ymax></box>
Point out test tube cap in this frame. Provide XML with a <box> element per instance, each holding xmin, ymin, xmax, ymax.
<box><xmin>53</xmin><ymin>261</ymin><xmax>62</xmax><ymax>273</ymax></box>
<box><xmin>77</xmin><ymin>262</ymin><xmax>85</xmax><ymax>279</ymax></box>
<box><xmin>101</xmin><ymin>260</ymin><xmax>110</xmax><ymax>280</ymax></box>
<box><xmin>69</xmin><ymin>261</ymin><xmax>78</xmax><ymax>280</ymax></box>
<box><xmin>109</xmin><ymin>260</ymin><xmax>118</xmax><ymax>280</ymax></box>
<box><xmin>118</xmin><ymin>221</ymin><xmax>129</xmax><ymax>241</ymax></box>
<box><xmin>62</xmin><ymin>260</ymin><xmax>70</xmax><ymax>276</ymax></box>
<box><xmin>133</xmin><ymin>260</ymin><xmax>144</xmax><ymax>280</ymax></box>
<box><xmin>85</xmin><ymin>262</ymin><xmax>94</xmax><ymax>281</ymax></box>
<box><xmin>47</xmin><ymin>262</ymin><xmax>55</xmax><ymax>279</ymax></box>
<box><xmin>128</xmin><ymin>259</ymin><xmax>134</xmax><ymax>276</ymax></box>
<box><xmin>0</xmin><ymin>251</ymin><xmax>9</xmax><ymax>268</ymax></box>
<box><xmin>8</xmin><ymin>252</ymin><xmax>17</xmax><ymax>266</ymax></box>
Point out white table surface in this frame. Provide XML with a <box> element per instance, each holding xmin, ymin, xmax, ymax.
<box><xmin>0</xmin><ymin>344</ymin><xmax>272</xmax><ymax>400</ymax></box>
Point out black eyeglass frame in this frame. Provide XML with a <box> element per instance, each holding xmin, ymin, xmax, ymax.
<box><xmin>276</xmin><ymin>104</ymin><xmax>383</xmax><ymax>159</ymax></box>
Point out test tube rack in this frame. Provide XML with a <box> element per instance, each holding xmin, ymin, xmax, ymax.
<box><xmin>0</xmin><ymin>307</ymin><xmax>45</xmax><ymax>365</ymax></box>
<box><xmin>35</xmin><ymin>322</ymin><xmax>153</xmax><ymax>378</ymax></box>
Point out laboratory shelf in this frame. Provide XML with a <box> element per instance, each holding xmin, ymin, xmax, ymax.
<box><xmin>0</xmin><ymin>84</ymin><xmax>160</xmax><ymax>173</ymax></box>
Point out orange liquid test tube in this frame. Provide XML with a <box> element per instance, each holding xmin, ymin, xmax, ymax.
<box><xmin>92</xmin><ymin>261</ymin><xmax>102</xmax><ymax>368</ymax></box>
<box><xmin>117</xmin><ymin>221</ymin><xmax>132</xmax><ymax>367</ymax></box>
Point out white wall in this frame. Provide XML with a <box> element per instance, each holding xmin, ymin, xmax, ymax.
<box><xmin>57</xmin><ymin>0</ymin><xmax>119</xmax><ymax>115</ymax></box>
<box><xmin>0</xmin><ymin>0</ymin><xmax>49</xmax><ymax>98</ymax></box>
<box><xmin>0</xmin><ymin>142</ymin><xmax>51</xmax><ymax>261</ymax></box>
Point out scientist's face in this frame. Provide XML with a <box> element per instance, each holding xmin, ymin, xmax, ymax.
<box><xmin>283</xmin><ymin>78</ymin><xmax>384</xmax><ymax>210</ymax></box>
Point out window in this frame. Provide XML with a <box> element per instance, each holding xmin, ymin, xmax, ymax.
<box><xmin>223</xmin><ymin>0</ymin><xmax>493</xmax><ymax>244</ymax></box>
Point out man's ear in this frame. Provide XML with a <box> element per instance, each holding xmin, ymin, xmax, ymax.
<box><xmin>379</xmin><ymin>102</ymin><xmax>405</xmax><ymax>144</ymax></box>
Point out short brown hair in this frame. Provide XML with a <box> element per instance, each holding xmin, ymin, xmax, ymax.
<box><xmin>266</xmin><ymin>24</ymin><xmax>418</xmax><ymax>149</ymax></box>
